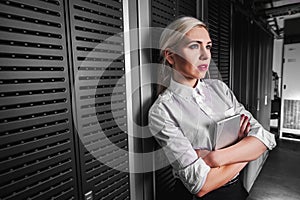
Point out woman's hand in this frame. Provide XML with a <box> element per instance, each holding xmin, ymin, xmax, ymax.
<box><xmin>238</xmin><ymin>114</ymin><xmax>251</xmax><ymax>141</ymax></box>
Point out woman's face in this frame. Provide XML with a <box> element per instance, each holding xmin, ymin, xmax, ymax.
<box><xmin>166</xmin><ymin>26</ymin><xmax>212</xmax><ymax>87</ymax></box>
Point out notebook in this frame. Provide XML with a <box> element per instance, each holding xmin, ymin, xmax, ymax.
<box><xmin>214</xmin><ymin>114</ymin><xmax>240</xmax><ymax>150</ymax></box>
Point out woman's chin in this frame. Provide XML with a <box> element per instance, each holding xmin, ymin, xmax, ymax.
<box><xmin>197</xmin><ymin>72</ymin><xmax>207</xmax><ymax>79</ymax></box>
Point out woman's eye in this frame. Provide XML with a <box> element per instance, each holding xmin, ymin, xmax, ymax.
<box><xmin>189</xmin><ymin>44</ymin><xmax>199</xmax><ymax>49</ymax></box>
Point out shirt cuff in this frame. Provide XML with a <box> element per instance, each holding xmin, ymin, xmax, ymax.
<box><xmin>175</xmin><ymin>158</ymin><xmax>210</xmax><ymax>194</ymax></box>
<box><xmin>248</xmin><ymin>127</ymin><xmax>277</xmax><ymax>150</ymax></box>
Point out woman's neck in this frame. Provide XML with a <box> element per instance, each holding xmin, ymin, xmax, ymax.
<box><xmin>173</xmin><ymin>73</ymin><xmax>198</xmax><ymax>88</ymax></box>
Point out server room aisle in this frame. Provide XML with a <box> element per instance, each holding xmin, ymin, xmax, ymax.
<box><xmin>247</xmin><ymin>139</ymin><xmax>300</xmax><ymax>200</ymax></box>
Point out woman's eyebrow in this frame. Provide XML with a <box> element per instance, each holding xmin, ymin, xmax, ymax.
<box><xmin>187</xmin><ymin>40</ymin><xmax>212</xmax><ymax>44</ymax></box>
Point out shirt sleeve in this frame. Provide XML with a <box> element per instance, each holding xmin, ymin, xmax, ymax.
<box><xmin>221</xmin><ymin>81</ymin><xmax>276</xmax><ymax>150</ymax></box>
<box><xmin>148</xmin><ymin>102</ymin><xmax>211</xmax><ymax>194</ymax></box>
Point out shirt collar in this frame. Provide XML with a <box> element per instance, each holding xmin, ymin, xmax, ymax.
<box><xmin>168</xmin><ymin>77</ymin><xmax>203</xmax><ymax>100</ymax></box>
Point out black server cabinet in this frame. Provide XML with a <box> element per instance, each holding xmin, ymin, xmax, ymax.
<box><xmin>0</xmin><ymin>0</ymin><xmax>130</xmax><ymax>199</ymax></box>
<box><xmin>0</xmin><ymin>1</ymin><xmax>78</xmax><ymax>199</ymax></box>
<box><xmin>67</xmin><ymin>0</ymin><xmax>130</xmax><ymax>199</ymax></box>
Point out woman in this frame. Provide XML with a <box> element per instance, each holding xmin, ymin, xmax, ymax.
<box><xmin>148</xmin><ymin>16</ymin><xmax>276</xmax><ymax>199</ymax></box>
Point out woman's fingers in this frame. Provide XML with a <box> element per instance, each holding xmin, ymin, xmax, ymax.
<box><xmin>238</xmin><ymin>114</ymin><xmax>250</xmax><ymax>140</ymax></box>
<box><xmin>240</xmin><ymin>115</ymin><xmax>248</xmax><ymax>132</ymax></box>
<box><xmin>240</xmin><ymin>114</ymin><xmax>245</xmax><ymax>127</ymax></box>
<box><xmin>241</xmin><ymin>116</ymin><xmax>248</xmax><ymax>131</ymax></box>
<box><xmin>245</xmin><ymin>122</ymin><xmax>251</xmax><ymax>134</ymax></box>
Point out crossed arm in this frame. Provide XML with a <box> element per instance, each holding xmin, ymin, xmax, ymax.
<box><xmin>195</xmin><ymin>115</ymin><xmax>267</xmax><ymax>197</ymax></box>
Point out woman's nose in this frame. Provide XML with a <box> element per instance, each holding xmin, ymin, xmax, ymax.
<box><xmin>199</xmin><ymin>47</ymin><xmax>209</xmax><ymax>60</ymax></box>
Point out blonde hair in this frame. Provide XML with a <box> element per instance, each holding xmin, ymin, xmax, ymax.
<box><xmin>157</xmin><ymin>16</ymin><xmax>208</xmax><ymax>95</ymax></box>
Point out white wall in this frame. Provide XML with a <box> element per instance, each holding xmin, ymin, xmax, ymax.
<box><xmin>272</xmin><ymin>39</ymin><xmax>283</xmax><ymax>98</ymax></box>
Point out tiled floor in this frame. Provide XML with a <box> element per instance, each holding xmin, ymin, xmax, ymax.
<box><xmin>247</xmin><ymin>139</ymin><xmax>300</xmax><ymax>200</ymax></box>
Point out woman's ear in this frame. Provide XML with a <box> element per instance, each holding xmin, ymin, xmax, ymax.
<box><xmin>164</xmin><ymin>48</ymin><xmax>174</xmax><ymax>65</ymax></box>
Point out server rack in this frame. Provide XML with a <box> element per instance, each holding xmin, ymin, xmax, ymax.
<box><xmin>0</xmin><ymin>0</ymin><xmax>131</xmax><ymax>199</ymax></box>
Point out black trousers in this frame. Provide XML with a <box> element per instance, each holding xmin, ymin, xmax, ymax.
<box><xmin>173</xmin><ymin>177</ymin><xmax>248</xmax><ymax>200</ymax></box>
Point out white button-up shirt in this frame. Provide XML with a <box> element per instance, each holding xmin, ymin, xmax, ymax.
<box><xmin>148</xmin><ymin>78</ymin><xmax>276</xmax><ymax>194</ymax></box>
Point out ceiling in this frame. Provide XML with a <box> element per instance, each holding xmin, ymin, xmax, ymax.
<box><xmin>252</xmin><ymin>0</ymin><xmax>300</xmax><ymax>38</ymax></box>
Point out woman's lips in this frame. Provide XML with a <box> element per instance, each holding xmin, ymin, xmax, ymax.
<box><xmin>197</xmin><ymin>64</ymin><xmax>209</xmax><ymax>71</ymax></box>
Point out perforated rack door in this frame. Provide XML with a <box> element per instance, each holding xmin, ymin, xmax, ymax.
<box><xmin>178</xmin><ymin>0</ymin><xmax>197</xmax><ymax>17</ymax></box>
<box><xmin>68</xmin><ymin>0</ymin><xmax>130</xmax><ymax>199</ymax></box>
<box><xmin>151</xmin><ymin>0</ymin><xmax>177</xmax><ymax>64</ymax></box>
<box><xmin>208</xmin><ymin>0</ymin><xmax>231</xmax><ymax>85</ymax></box>
<box><xmin>0</xmin><ymin>0</ymin><xmax>78</xmax><ymax>200</ymax></box>
<box><xmin>218</xmin><ymin>0</ymin><xmax>231</xmax><ymax>85</ymax></box>
<box><xmin>151</xmin><ymin>0</ymin><xmax>176</xmax><ymax>28</ymax></box>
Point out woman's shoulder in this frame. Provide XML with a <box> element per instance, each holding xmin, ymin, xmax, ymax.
<box><xmin>155</xmin><ymin>89</ymin><xmax>174</xmax><ymax>103</ymax></box>
<box><xmin>149</xmin><ymin>90</ymin><xmax>173</xmax><ymax>113</ymax></box>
